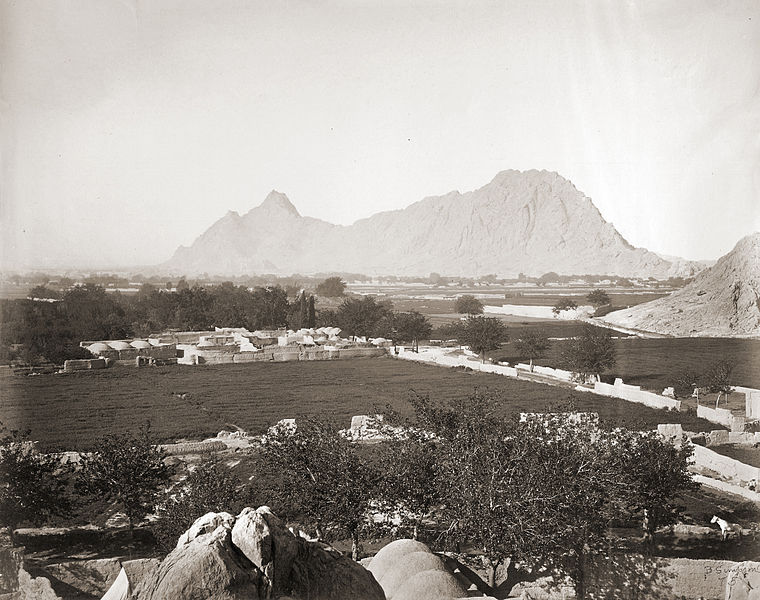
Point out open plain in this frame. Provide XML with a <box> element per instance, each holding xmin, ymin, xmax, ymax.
<box><xmin>1</xmin><ymin>356</ymin><xmax>723</xmax><ymax>451</ymax></box>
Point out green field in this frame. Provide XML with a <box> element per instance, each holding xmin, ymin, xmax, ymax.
<box><xmin>1</xmin><ymin>357</ymin><xmax>721</xmax><ymax>451</ymax></box>
<box><xmin>494</xmin><ymin>337</ymin><xmax>760</xmax><ymax>392</ymax></box>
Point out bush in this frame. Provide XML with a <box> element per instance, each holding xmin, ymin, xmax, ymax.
<box><xmin>153</xmin><ymin>460</ymin><xmax>245</xmax><ymax>550</ymax></box>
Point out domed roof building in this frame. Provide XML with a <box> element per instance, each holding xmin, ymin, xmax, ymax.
<box><xmin>87</xmin><ymin>342</ymin><xmax>112</xmax><ymax>354</ymax></box>
<box><xmin>108</xmin><ymin>341</ymin><xmax>133</xmax><ymax>351</ymax></box>
<box><xmin>130</xmin><ymin>340</ymin><xmax>152</xmax><ymax>349</ymax></box>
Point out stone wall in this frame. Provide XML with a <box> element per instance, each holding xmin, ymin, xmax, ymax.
<box><xmin>63</xmin><ymin>358</ymin><xmax>108</xmax><ymax>372</ymax></box>
<box><xmin>594</xmin><ymin>378</ymin><xmax>682</xmax><ymax>411</ymax></box>
<box><xmin>697</xmin><ymin>405</ymin><xmax>738</xmax><ymax>429</ymax></box>
<box><xmin>735</xmin><ymin>386</ymin><xmax>760</xmax><ymax>419</ymax></box>
<box><xmin>586</xmin><ymin>554</ymin><xmax>747</xmax><ymax>600</ymax></box>
<box><xmin>691</xmin><ymin>444</ymin><xmax>760</xmax><ymax>486</ymax></box>
<box><xmin>516</xmin><ymin>363</ymin><xmax>574</xmax><ymax>381</ymax></box>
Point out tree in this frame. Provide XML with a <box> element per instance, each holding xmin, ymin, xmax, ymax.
<box><xmin>618</xmin><ymin>431</ymin><xmax>699</xmax><ymax>550</ymax></box>
<box><xmin>514</xmin><ymin>329</ymin><xmax>550</xmax><ymax>372</ymax></box>
<box><xmin>460</xmin><ymin>316</ymin><xmax>507</xmax><ymax>361</ymax></box>
<box><xmin>335</xmin><ymin>296</ymin><xmax>393</xmax><ymax>339</ymax></box>
<box><xmin>560</xmin><ymin>325</ymin><xmax>616</xmax><ymax>383</ymax></box>
<box><xmin>255</xmin><ymin>419</ymin><xmax>379</xmax><ymax>560</ymax></box>
<box><xmin>307</xmin><ymin>295</ymin><xmax>316</xmax><ymax>328</ymax></box>
<box><xmin>77</xmin><ymin>424</ymin><xmax>172</xmax><ymax>532</ymax></box>
<box><xmin>706</xmin><ymin>360</ymin><xmax>734</xmax><ymax>407</ymax></box>
<box><xmin>551</xmin><ymin>298</ymin><xmax>578</xmax><ymax>316</ymax></box>
<box><xmin>537</xmin><ymin>272</ymin><xmax>559</xmax><ymax>287</ymax></box>
<box><xmin>586</xmin><ymin>289</ymin><xmax>610</xmax><ymax>306</ymax></box>
<box><xmin>27</xmin><ymin>285</ymin><xmax>60</xmax><ymax>300</ymax></box>
<box><xmin>438</xmin><ymin>398</ymin><xmax>545</xmax><ymax>588</ymax></box>
<box><xmin>0</xmin><ymin>426</ymin><xmax>70</xmax><ymax>540</ymax></box>
<box><xmin>454</xmin><ymin>295</ymin><xmax>483</xmax><ymax>315</ymax></box>
<box><xmin>153</xmin><ymin>460</ymin><xmax>244</xmax><ymax>550</ymax></box>
<box><xmin>403</xmin><ymin>393</ymin><xmax>561</xmax><ymax>589</ymax></box>
<box><xmin>394</xmin><ymin>311</ymin><xmax>432</xmax><ymax>352</ymax></box>
<box><xmin>315</xmin><ymin>277</ymin><xmax>346</xmax><ymax>298</ymax></box>
<box><xmin>534</xmin><ymin>419</ymin><xmax>625</xmax><ymax>600</ymax></box>
<box><xmin>375</xmin><ymin>433</ymin><xmax>440</xmax><ymax>540</ymax></box>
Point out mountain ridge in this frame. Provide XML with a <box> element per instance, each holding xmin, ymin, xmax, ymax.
<box><xmin>601</xmin><ymin>233</ymin><xmax>760</xmax><ymax>337</ymax></box>
<box><xmin>163</xmin><ymin>169</ymin><xmax>707</xmax><ymax>278</ymax></box>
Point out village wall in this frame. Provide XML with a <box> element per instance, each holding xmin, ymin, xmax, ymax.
<box><xmin>735</xmin><ymin>386</ymin><xmax>760</xmax><ymax>419</ymax></box>
<box><xmin>182</xmin><ymin>345</ymin><xmax>385</xmax><ymax>365</ymax></box>
<box><xmin>594</xmin><ymin>379</ymin><xmax>682</xmax><ymax>411</ymax></box>
<box><xmin>586</xmin><ymin>555</ymin><xmax>755</xmax><ymax>600</ymax></box>
<box><xmin>691</xmin><ymin>444</ymin><xmax>760</xmax><ymax>486</ymax></box>
<box><xmin>697</xmin><ymin>405</ymin><xmax>736</xmax><ymax>428</ymax></box>
<box><xmin>515</xmin><ymin>363</ymin><xmax>574</xmax><ymax>381</ymax></box>
<box><xmin>63</xmin><ymin>358</ymin><xmax>108</xmax><ymax>372</ymax></box>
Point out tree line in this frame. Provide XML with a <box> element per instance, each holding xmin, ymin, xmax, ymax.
<box><xmin>0</xmin><ymin>392</ymin><xmax>697</xmax><ymax>599</ymax></box>
<box><xmin>0</xmin><ymin>279</ymin><xmax>437</xmax><ymax>364</ymax></box>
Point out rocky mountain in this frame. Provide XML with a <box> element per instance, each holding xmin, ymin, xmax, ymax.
<box><xmin>163</xmin><ymin>170</ymin><xmax>704</xmax><ymax>278</ymax></box>
<box><xmin>601</xmin><ymin>233</ymin><xmax>760</xmax><ymax>337</ymax></box>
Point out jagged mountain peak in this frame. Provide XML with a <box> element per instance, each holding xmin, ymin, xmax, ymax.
<box><xmin>163</xmin><ymin>170</ymin><xmax>708</xmax><ymax>279</ymax></box>
<box><xmin>258</xmin><ymin>190</ymin><xmax>300</xmax><ymax>216</ymax></box>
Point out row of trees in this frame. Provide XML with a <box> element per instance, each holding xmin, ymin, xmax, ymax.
<box><xmin>0</xmin><ymin>281</ymin><xmax>386</xmax><ymax>364</ymax></box>
<box><xmin>1</xmin><ymin>392</ymin><xmax>697</xmax><ymax>599</ymax></box>
<box><xmin>252</xmin><ymin>394</ymin><xmax>696</xmax><ymax>597</ymax></box>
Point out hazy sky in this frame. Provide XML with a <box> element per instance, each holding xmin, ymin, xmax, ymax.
<box><xmin>2</xmin><ymin>0</ymin><xmax>759</xmax><ymax>270</ymax></box>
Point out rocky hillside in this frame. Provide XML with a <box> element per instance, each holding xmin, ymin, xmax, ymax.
<box><xmin>163</xmin><ymin>170</ymin><xmax>704</xmax><ymax>278</ymax></box>
<box><xmin>601</xmin><ymin>233</ymin><xmax>760</xmax><ymax>337</ymax></box>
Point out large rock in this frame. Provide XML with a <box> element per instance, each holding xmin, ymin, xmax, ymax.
<box><xmin>725</xmin><ymin>561</ymin><xmax>760</xmax><ymax>600</ymax></box>
<box><xmin>231</xmin><ymin>506</ymin><xmax>300</xmax><ymax>597</ymax></box>
<box><xmin>15</xmin><ymin>567</ymin><xmax>62</xmax><ymax>600</ymax></box>
<box><xmin>133</xmin><ymin>519</ymin><xmax>262</xmax><ymax>600</ymax></box>
<box><xmin>134</xmin><ymin>508</ymin><xmax>383</xmax><ymax>600</ymax></box>
<box><xmin>176</xmin><ymin>512</ymin><xmax>235</xmax><ymax>548</ymax></box>
<box><xmin>286</xmin><ymin>538</ymin><xmax>385</xmax><ymax>600</ymax></box>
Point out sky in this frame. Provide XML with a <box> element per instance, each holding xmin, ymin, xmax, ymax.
<box><xmin>1</xmin><ymin>0</ymin><xmax>759</xmax><ymax>271</ymax></box>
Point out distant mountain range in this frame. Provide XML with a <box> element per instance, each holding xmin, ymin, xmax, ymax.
<box><xmin>163</xmin><ymin>170</ymin><xmax>708</xmax><ymax>279</ymax></box>
<box><xmin>601</xmin><ymin>232</ymin><xmax>760</xmax><ymax>338</ymax></box>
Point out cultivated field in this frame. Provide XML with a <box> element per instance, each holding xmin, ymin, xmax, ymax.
<box><xmin>1</xmin><ymin>357</ymin><xmax>721</xmax><ymax>451</ymax></box>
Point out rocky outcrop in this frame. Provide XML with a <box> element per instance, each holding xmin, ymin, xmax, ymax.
<box><xmin>602</xmin><ymin>232</ymin><xmax>760</xmax><ymax>337</ymax></box>
<box><xmin>133</xmin><ymin>507</ymin><xmax>384</xmax><ymax>600</ymax></box>
<box><xmin>134</xmin><ymin>518</ymin><xmax>262</xmax><ymax>600</ymax></box>
<box><xmin>231</xmin><ymin>507</ymin><xmax>300</xmax><ymax>597</ymax></box>
<box><xmin>14</xmin><ymin>568</ymin><xmax>61</xmax><ymax>600</ymax></box>
<box><xmin>163</xmin><ymin>170</ymin><xmax>699</xmax><ymax>278</ymax></box>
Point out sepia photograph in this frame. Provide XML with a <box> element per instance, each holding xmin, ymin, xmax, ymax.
<box><xmin>1</xmin><ymin>1</ymin><xmax>759</xmax><ymax>598</ymax></box>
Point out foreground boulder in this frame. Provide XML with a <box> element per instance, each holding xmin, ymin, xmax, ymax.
<box><xmin>134</xmin><ymin>520</ymin><xmax>262</xmax><ymax>600</ymax></box>
<box><xmin>232</xmin><ymin>506</ymin><xmax>384</xmax><ymax>600</ymax></box>
<box><xmin>133</xmin><ymin>507</ymin><xmax>383</xmax><ymax>600</ymax></box>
